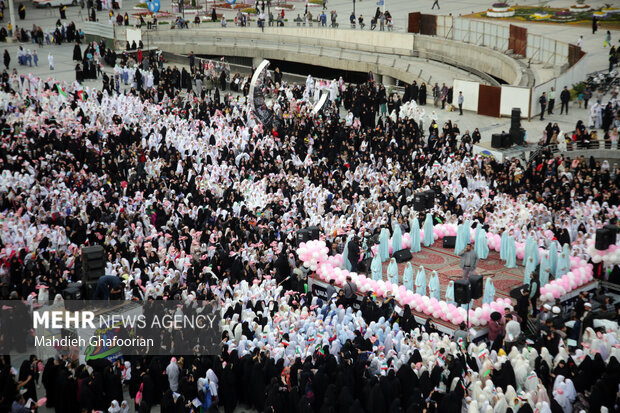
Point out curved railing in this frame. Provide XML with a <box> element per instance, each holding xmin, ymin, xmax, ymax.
<box><xmin>143</xmin><ymin>27</ymin><xmax>524</xmax><ymax>86</ymax></box>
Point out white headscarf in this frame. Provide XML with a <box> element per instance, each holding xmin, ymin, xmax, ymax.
<box><xmin>206</xmin><ymin>368</ymin><xmax>218</xmax><ymax>398</ymax></box>
<box><xmin>108</xmin><ymin>400</ymin><xmax>121</xmax><ymax>413</ymax></box>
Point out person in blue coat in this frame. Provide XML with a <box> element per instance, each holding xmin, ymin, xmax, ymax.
<box><xmin>548</xmin><ymin>241</ymin><xmax>558</xmax><ymax>275</ymax></box>
<box><xmin>415</xmin><ymin>265</ymin><xmax>427</xmax><ymax>296</ymax></box>
<box><xmin>483</xmin><ymin>277</ymin><xmax>495</xmax><ymax>304</ymax></box>
<box><xmin>523</xmin><ymin>236</ymin><xmax>539</xmax><ymax>267</ymax></box>
<box><xmin>371</xmin><ymin>253</ymin><xmax>383</xmax><ymax>281</ymax></box>
<box><xmin>475</xmin><ymin>227</ymin><xmax>489</xmax><ymax>260</ymax></box>
<box><xmin>403</xmin><ymin>262</ymin><xmax>414</xmax><ymax>291</ymax></box>
<box><xmin>523</xmin><ymin>255</ymin><xmax>536</xmax><ymax>284</ymax></box>
<box><xmin>410</xmin><ymin>218</ymin><xmax>421</xmax><ymax>253</ymax></box>
<box><xmin>505</xmin><ymin>234</ymin><xmax>517</xmax><ymax>269</ymax></box>
<box><xmin>500</xmin><ymin>230</ymin><xmax>509</xmax><ymax>261</ymax></box>
<box><xmin>392</xmin><ymin>224</ymin><xmax>403</xmax><ymax>253</ymax></box>
<box><xmin>379</xmin><ymin>227</ymin><xmax>390</xmax><ymax>262</ymax></box>
<box><xmin>387</xmin><ymin>257</ymin><xmax>399</xmax><ymax>285</ymax></box>
<box><xmin>445</xmin><ymin>281</ymin><xmax>455</xmax><ymax>305</ymax></box>
<box><xmin>428</xmin><ymin>270</ymin><xmax>440</xmax><ymax>300</ymax></box>
<box><xmin>423</xmin><ymin>213</ymin><xmax>434</xmax><ymax>247</ymax></box>
<box><xmin>342</xmin><ymin>236</ymin><xmax>352</xmax><ymax>271</ymax></box>
<box><xmin>454</xmin><ymin>220</ymin><xmax>470</xmax><ymax>254</ymax></box>
<box><xmin>556</xmin><ymin>243</ymin><xmax>570</xmax><ymax>277</ymax></box>
<box><xmin>539</xmin><ymin>252</ymin><xmax>551</xmax><ymax>287</ymax></box>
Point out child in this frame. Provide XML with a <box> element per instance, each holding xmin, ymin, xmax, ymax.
<box><xmin>48</xmin><ymin>53</ymin><xmax>54</xmax><ymax>70</ymax></box>
<box><xmin>577</xmin><ymin>91</ymin><xmax>584</xmax><ymax>108</ymax></box>
<box><xmin>604</xmin><ymin>30</ymin><xmax>611</xmax><ymax>47</ymax></box>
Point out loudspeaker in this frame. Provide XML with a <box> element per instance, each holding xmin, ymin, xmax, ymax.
<box><xmin>296</xmin><ymin>229</ymin><xmax>310</xmax><ymax>247</ymax></box>
<box><xmin>423</xmin><ymin>190</ymin><xmax>435</xmax><ymax>209</ymax></box>
<box><xmin>307</xmin><ymin>226</ymin><xmax>320</xmax><ymax>240</ymax></box>
<box><xmin>510</xmin><ymin>284</ymin><xmax>529</xmax><ymax>299</ymax></box>
<box><xmin>394</xmin><ymin>249</ymin><xmax>413</xmax><ymax>263</ymax></box>
<box><xmin>511</xmin><ymin>128</ymin><xmax>525</xmax><ymax>146</ymax></box>
<box><xmin>511</xmin><ymin>108</ymin><xmax>521</xmax><ymax>127</ymax></box>
<box><xmin>604</xmin><ymin>223</ymin><xmax>618</xmax><ymax>247</ymax></box>
<box><xmin>469</xmin><ymin>274</ymin><xmax>483</xmax><ymax>299</ymax></box>
<box><xmin>82</xmin><ymin>245</ymin><xmax>105</xmax><ymax>283</ymax></box>
<box><xmin>443</xmin><ymin>235</ymin><xmax>456</xmax><ymax>248</ymax></box>
<box><xmin>297</xmin><ymin>227</ymin><xmax>319</xmax><ymax>247</ymax></box>
<box><xmin>595</xmin><ymin>228</ymin><xmax>614</xmax><ymax>250</ymax></box>
<box><xmin>501</xmin><ymin>133</ymin><xmax>513</xmax><ymax>148</ymax></box>
<box><xmin>63</xmin><ymin>286</ymin><xmax>82</xmax><ymax>310</ymax></box>
<box><xmin>414</xmin><ymin>194</ymin><xmax>426</xmax><ymax>211</ymax></box>
<box><xmin>491</xmin><ymin>133</ymin><xmax>502</xmax><ymax>149</ymax></box>
<box><xmin>454</xmin><ymin>279</ymin><xmax>471</xmax><ymax>304</ymax></box>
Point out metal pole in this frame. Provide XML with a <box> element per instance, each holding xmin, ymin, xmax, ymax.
<box><xmin>353</xmin><ymin>0</ymin><xmax>355</xmax><ymax>15</ymax></box>
<box><xmin>382</xmin><ymin>0</ymin><xmax>385</xmax><ymax>15</ymax></box>
<box><xmin>8</xmin><ymin>0</ymin><xmax>16</xmax><ymax>41</ymax></box>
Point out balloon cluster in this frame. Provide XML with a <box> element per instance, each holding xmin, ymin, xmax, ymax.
<box><xmin>585</xmin><ymin>238</ymin><xmax>620</xmax><ymax>265</ymax></box>
<box><xmin>539</xmin><ymin>257</ymin><xmax>593</xmax><ymax>302</ymax></box>
<box><xmin>297</xmin><ymin>240</ymin><xmax>333</xmax><ymax>272</ymax></box>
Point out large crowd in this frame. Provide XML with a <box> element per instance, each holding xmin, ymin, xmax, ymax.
<box><xmin>0</xmin><ymin>39</ymin><xmax>619</xmax><ymax>413</ymax></box>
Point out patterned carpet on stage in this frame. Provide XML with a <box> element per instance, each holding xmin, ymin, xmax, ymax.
<box><xmin>376</xmin><ymin>239</ymin><xmax>525</xmax><ymax>306</ymax></box>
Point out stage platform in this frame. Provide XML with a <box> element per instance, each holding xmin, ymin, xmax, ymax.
<box><xmin>473</xmin><ymin>141</ymin><xmax>537</xmax><ymax>162</ymax></box>
<box><xmin>309</xmin><ymin>238</ymin><xmax>598</xmax><ymax>341</ymax></box>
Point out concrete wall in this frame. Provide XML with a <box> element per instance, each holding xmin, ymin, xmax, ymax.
<box><xmin>412</xmin><ymin>35</ymin><xmax>523</xmax><ymax>86</ymax></box>
<box><xmin>145</xmin><ymin>27</ymin><xmax>525</xmax><ymax>86</ymax></box>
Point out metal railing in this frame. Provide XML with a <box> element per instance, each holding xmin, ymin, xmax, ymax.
<box><xmin>545</xmin><ymin>140</ymin><xmax>620</xmax><ymax>152</ymax></box>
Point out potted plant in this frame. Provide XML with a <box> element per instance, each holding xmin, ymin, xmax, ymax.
<box><xmin>487</xmin><ymin>2</ymin><xmax>515</xmax><ymax>17</ymax></box>
<box><xmin>569</xmin><ymin>3</ymin><xmax>591</xmax><ymax>12</ymax></box>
